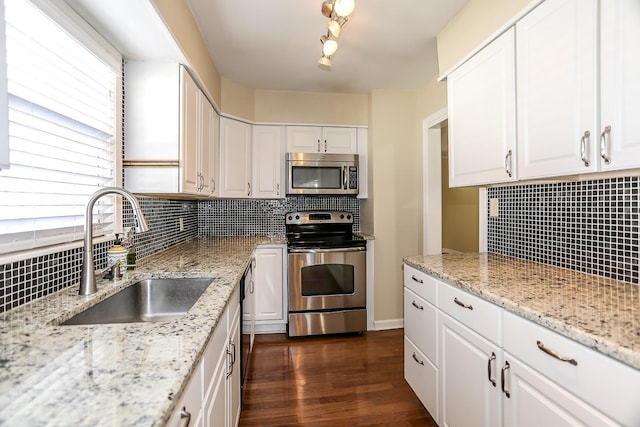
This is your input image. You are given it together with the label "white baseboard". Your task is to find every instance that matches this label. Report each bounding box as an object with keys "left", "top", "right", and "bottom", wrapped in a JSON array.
[
  {"left": 254, "top": 323, "right": 287, "bottom": 334},
  {"left": 372, "top": 318, "right": 404, "bottom": 331}
]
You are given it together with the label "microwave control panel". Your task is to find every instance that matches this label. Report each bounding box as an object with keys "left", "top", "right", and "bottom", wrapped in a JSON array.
[{"left": 348, "top": 166, "right": 358, "bottom": 189}]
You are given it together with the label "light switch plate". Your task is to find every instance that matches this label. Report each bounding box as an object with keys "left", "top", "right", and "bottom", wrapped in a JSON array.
[{"left": 489, "top": 198, "right": 499, "bottom": 217}]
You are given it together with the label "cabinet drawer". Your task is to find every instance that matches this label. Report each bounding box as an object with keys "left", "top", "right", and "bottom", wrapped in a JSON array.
[
  {"left": 404, "top": 336, "right": 438, "bottom": 423},
  {"left": 504, "top": 311, "right": 640, "bottom": 426},
  {"left": 404, "top": 287, "right": 438, "bottom": 365},
  {"left": 438, "top": 281, "right": 502, "bottom": 345},
  {"left": 404, "top": 264, "right": 437, "bottom": 305}
]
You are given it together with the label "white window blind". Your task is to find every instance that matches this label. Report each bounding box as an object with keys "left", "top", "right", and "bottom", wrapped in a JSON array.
[{"left": 0, "top": 0, "right": 121, "bottom": 255}]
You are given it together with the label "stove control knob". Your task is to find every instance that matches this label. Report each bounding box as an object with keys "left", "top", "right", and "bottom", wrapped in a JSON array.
[
  {"left": 340, "top": 214, "right": 345, "bottom": 219},
  {"left": 288, "top": 215, "right": 292, "bottom": 220},
  {"left": 295, "top": 215, "right": 300, "bottom": 220},
  {"left": 347, "top": 214, "right": 351, "bottom": 220}
]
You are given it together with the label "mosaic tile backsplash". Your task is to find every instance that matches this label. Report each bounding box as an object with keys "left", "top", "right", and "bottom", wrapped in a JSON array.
[
  {"left": 0, "top": 196, "right": 198, "bottom": 312},
  {"left": 198, "top": 197, "right": 361, "bottom": 236},
  {"left": 487, "top": 177, "right": 639, "bottom": 284}
]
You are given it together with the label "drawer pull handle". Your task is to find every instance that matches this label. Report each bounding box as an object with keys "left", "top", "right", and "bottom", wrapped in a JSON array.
[
  {"left": 501, "top": 361, "right": 511, "bottom": 398},
  {"left": 411, "top": 301, "right": 424, "bottom": 310},
  {"left": 179, "top": 407, "right": 191, "bottom": 427},
  {"left": 454, "top": 297, "right": 473, "bottom": 310},
  {"left": 412, "top": 352, "right": 425, "bottom": 366},
  {"left": 487, "top": 352, "right": 496, "bottom": 387},
  {"left": 411, "top": 275, "right": 424, "bottom": 284},
  {"left": 536, "top": 340, "right": 578, "bottom": 366}
]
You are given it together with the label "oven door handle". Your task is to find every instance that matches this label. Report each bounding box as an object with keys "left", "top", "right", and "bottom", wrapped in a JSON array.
[{"left": 288, "top": 246, "right": 366, "bottom": 254}]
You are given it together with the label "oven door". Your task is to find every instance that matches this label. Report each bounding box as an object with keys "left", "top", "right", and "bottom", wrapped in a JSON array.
[{"left": 288, "top": 247, "right": 366, "bottom": 312}]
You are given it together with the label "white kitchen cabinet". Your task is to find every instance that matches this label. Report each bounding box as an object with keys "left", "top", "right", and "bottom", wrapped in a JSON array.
[
  {"left": 502, "top": 311, "right": 640, "bottom": 427},
  {"left": 447, "top": 28, "right": 516, "bottom": 187},
  {"left": 516, "top": 0, "right": 598, "bottom": 179},
  {"left": 203, "top": 97, "right": 220, "bottom": 197},
  {"left": 403, "top": 264, "right": 439, "bottom": 423},
  {"left": 599, "top": 0, "right": 640, "bottom": 171},
  {"left": 438, "top": 281, "right": 503, "bottom": 427},
  {"left": 124, "top": 62, "right": 214, "bottom": 196},
  {"left": 252, "top": 125, "right": 284, "bottom": 199},
  {"left": 219, "top": 117, "right": 252, "bottom": 198},
  {"left": 170, "top": 288, "right": 240, "bottom": 427},
  {"left": 404, "top": 264, "right": 640, "bottom": 427},
  {"left": 286, "top": 126, "right": 357, "bottom": 154},
  {"left": 0, "top": 0, "right": 8, "bottom": 170},
  {"left": 253, "top": 245, "right": 287, "bottom": 333}
]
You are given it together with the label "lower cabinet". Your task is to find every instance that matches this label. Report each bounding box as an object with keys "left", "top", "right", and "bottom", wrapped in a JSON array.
[
  {"left": 168, "top": 288, "right": 241, "bottom": 427},
  {"left": 253, "top": 245, "right": 287, "bottom": 333},
  {"left": 403, "top": 263, "right": 640, "bottom": 427}
]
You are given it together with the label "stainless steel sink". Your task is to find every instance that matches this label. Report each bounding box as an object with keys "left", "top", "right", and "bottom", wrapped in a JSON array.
[{"left": 61, "top": 278, "right": 213, "bottom": 325}]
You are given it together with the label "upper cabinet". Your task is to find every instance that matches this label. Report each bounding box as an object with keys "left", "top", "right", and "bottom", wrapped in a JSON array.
[
  {"left": 252, "top": 125, "right": 285, "bottom": 199},
  {"left": 124, "top": 62, "right": 216, "bottom": 196},
  {"left": 516, "top": 0, "right": 598, "bottom": 179},
  {"left": 447, "top": 28, "right": 516, "bottom": 187},
  {"left": 286, "top": 126, "right": 357, "bottom": 154},
  {"left": 219, "top": 117, "right": 252, "bottom": 198},
  {"left": 447, "top": 0, "right": 640, "bottom": 186},
  {"left": 0, "top": 2, "right": 8, "bottom": 170},
  {"left": 599, "top": 0, "right": 640, "bottom": 171}
]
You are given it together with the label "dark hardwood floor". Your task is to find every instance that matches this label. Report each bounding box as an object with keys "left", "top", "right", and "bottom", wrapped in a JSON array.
[{"left": 239, "top": 329, "right": 437, "bottom": 426}]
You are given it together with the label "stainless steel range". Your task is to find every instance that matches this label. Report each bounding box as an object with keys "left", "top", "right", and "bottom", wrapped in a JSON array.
[{"left": 286, "top": 211, "right": 366, "bottom": 337}]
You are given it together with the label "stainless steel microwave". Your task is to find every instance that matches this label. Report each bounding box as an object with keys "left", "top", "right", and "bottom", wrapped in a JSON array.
[{"left": 285, "top": 152, "right": 359, "bottom": 196}]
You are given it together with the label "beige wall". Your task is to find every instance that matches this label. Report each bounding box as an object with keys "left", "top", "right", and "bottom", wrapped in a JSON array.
[
  {"left": 151, "top": 0, "right": 222, "bottom": 107},
  {"left": 437, "top": 0, "right": 538, "bottom": 76},
  {"left": 254, "top": 90, "right": 368, "bottom": 125},
  {"left": 365, "top": 90, "right": 420, "bottom": 323},
  {"left": 441, "top": 126, "right": 479, "bottom": 252},
  {"left": 221, "top": 78, "right": 256, "bottom": 121}
]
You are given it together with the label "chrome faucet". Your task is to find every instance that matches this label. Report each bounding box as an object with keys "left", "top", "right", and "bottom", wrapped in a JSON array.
[{"left": 79, "top": 187, "right": 150, "bottom": 295}]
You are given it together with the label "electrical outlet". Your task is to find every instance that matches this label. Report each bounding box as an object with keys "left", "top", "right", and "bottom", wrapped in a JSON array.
[
  {"left": 489, "top": 198, "right": 499, "bottom": 218},
  {"left": 179, "top": 217, "right": 184, "bottom": 232}
]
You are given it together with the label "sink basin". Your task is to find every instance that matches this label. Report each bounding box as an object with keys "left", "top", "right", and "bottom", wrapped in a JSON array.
[{"left": 61, "top": 278, "right": 213, "bottom": 325}]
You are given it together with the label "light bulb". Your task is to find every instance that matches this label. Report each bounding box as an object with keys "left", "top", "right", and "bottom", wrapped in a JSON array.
[
  {"left": 334, "top": 0, "right": 355, "bottom": 17},
  {"left": 327, "top": 19, "right": 342, "bottom": 38},
  {"left": 322, "top": 38, "right": 338, "bottom": 56}
]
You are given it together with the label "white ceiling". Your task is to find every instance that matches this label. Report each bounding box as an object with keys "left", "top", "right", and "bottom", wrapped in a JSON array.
[{"left": 185, "top": 0, "right": 469, "bottom": 93}]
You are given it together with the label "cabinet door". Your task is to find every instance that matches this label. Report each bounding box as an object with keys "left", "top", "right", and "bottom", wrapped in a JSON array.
[
  {"left": 0, "top": 1, "right": 8, "bottom": 170},
  {"left": 286, "top": 126, "right": 322, "bottom": 153},
  {"left": 227, "top": 307, "right": 241, "bottom": 427},
  {"left": 599, "top": 0, "right": 640, "bottom": 171},
  {"left": 168, "top": 363, "right": 203, "bottom": 427},
  {"left": 447, "top": 28, "right": 516, "bottom": 187},
  {"left": 208, "top": 107, "right": 220, "bottom": 197},
  {"left": 204, "top": 358, "right": 226, "bottom": 427},
  {"left": 253, "top": 246, "right": 284, "bottom": 323},
  {"left": 439, "top": 312, "right": 502, "bottom": 427},
  {"left": 180, "top": 67, "right": 201, "bottom": 195},
  {"left": 322, "top": 127, "right": 357, "bottom": 154},
  {"left": 252, "top": 126, "right": 284, "bottom": 198},
  {"left": 220, "top": 117, "right": 252, "bottom": 198},
  {"left": 503, "top": 354, "right": 618, "bottom": 427},
  {"left": 516, "top": 0, "right": 597, "bottom": 179},
  {"left": 405, "top": 336, "right": 439, "bottom": 424}
]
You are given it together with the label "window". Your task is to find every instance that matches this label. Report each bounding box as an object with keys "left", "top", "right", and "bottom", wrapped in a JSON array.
[{"left": 0, "top": 0, "right": 122, "bottom": 256}]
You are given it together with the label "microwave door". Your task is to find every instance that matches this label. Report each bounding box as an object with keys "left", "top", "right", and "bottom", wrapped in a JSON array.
[{"left": 288, "top": 161, "right": 347, "bottom": 195}]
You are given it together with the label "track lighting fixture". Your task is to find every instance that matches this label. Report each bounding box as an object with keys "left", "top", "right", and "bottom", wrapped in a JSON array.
[{"left": 318, "top": 0, "right": 355, "bottom": 70}]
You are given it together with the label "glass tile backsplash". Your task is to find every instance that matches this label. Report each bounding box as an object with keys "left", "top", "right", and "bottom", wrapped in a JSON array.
[
  {"left": 198, "top": 196, "right": 361, "bottom": 236},
  {"left": 487, "top": 177, "right": 639, "bottom": 284}
]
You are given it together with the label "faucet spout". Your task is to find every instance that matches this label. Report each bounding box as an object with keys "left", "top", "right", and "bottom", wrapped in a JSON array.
[{"left": 80, "top": 187, "right": 149, "bottom": 295}]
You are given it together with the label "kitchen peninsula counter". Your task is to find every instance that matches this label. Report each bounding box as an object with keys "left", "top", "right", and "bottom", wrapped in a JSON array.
[
  {"left": 0, "top": 236, "right": 285, "bottom": 427},
  {"left": 404, "top": 252, "right": 640, "bottom": 370}
]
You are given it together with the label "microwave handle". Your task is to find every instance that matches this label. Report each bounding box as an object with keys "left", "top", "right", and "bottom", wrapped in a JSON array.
[{"left": 343, "top": 165, "right": 348, "bottom": 190}]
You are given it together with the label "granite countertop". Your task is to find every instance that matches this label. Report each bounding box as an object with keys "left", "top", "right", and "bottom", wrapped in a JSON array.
[
  {"left": 404, "top": 252, "right": 640, "bottom": 370},
  {"left": 0, "top": 236, "right": 285, "bottom": 427}
]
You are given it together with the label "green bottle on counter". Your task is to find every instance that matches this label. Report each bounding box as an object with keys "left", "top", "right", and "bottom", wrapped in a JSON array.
[{"left": 126, "top": 228, "right": 136, "bottom": 270}]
